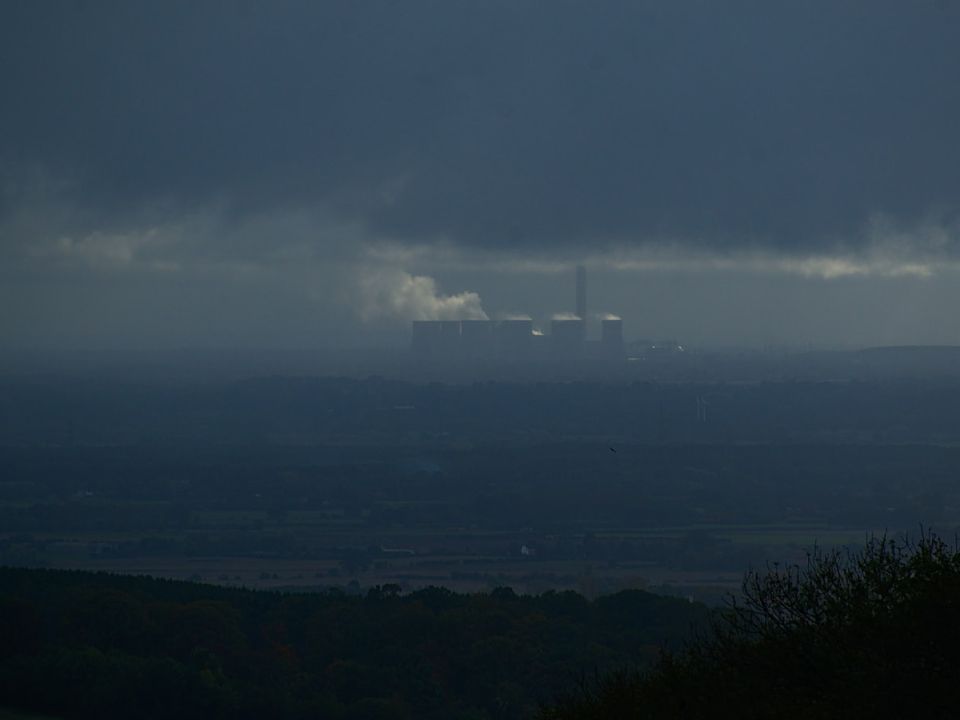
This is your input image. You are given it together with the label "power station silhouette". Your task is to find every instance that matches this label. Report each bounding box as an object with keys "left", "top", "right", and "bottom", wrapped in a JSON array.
[{"left": 411, "top": 266, "right": 624, "bottom": 362}]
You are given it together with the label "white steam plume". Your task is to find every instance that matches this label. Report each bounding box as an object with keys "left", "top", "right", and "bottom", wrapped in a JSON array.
[{"left": 359, "top": 269, "right": 488, "bottom": 321}]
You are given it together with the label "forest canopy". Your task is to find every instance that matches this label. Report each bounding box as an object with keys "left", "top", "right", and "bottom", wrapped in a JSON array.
[{"left": 0, "top": 569, "right": 705, "bottom": 720}]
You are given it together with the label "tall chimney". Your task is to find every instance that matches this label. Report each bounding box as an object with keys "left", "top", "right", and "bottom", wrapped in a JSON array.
[{"left": 576, "top": 265, "right": 586, "bottom": 320}]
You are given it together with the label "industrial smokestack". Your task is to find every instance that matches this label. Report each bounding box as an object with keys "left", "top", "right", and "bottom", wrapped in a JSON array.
[{"left": 576, "top": 265, "right": 586, "bottom": 321}]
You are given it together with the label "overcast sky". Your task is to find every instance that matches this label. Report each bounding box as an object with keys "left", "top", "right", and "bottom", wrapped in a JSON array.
[{"left": 2, "top": 1, "right": 959, "bottom": 351}]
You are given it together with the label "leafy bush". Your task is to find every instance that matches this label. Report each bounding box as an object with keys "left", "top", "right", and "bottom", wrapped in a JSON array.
[{"left": 542, "top": 534, "right": 960, "bottom": 719}]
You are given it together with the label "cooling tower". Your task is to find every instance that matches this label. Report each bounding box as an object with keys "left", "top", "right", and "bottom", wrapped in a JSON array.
[
  {"left": 438, "top": 320, "right": 462, "bottom": 354},
  {"left": 411, "top": 321, "right": 443, "bottom": 355},
  {"left": 551, "top": 318, "right": 585, "bottom": 356},
  {"left": 601, "top": 318, "right": 624, "bottom": 357},
  {"left": 498, "top": 319, "right": 533, "bottom": 359},
  {"left": 460, "top": 319, "right": 495, "bottom": 358}
]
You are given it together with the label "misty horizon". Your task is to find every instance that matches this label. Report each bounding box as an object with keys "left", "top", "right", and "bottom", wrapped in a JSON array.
[{"left": 2, "top": 2, "right": 960, "bottom": 353}]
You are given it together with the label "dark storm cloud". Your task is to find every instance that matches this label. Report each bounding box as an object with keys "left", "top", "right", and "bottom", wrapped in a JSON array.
[{"left": 2, "top": 0, "right": 959, "bottom": 253}]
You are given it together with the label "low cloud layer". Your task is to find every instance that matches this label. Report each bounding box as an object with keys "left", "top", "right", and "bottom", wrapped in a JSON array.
[
  {"left": 1, "top": 3, "right": 959, "bottom": 350},
  {"left": 2, "top": 2, "right": 960, "bottom": 257}
]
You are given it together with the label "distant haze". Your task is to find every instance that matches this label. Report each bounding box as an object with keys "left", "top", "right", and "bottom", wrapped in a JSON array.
[{"left": 2, "top": 2, "right": 960, "bottom": 352}]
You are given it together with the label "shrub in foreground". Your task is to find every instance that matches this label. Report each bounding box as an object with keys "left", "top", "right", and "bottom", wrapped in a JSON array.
[{"left": 543, "top": 534, "right": 960, "bottom": 719}]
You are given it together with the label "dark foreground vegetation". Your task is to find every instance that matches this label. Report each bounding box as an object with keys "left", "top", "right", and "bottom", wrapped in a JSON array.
[
  {"left": 0, "top": 568, "right": 706, "bottom": 720},
  {"left": 7, "top": 537, "right": 960, "bottom": 719},
  {"left": 543, "top": 534, "right": 960, "bottom": 719}
]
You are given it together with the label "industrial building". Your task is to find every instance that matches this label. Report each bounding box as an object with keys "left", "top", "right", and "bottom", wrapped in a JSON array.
[
  {"left": 601, "top": 318, "right": 624, "bottom": 357},
  {"left": 550, "top": 318, "right": 585, "bottom": 356},
  {"left": 460, "top": 319, "right": 496, "bottom": 358},
  {"left": 410, "top": 266, "right": 626, "bottom": 363}
]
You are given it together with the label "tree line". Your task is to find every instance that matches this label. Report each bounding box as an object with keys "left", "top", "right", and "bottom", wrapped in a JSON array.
[{"left": 0, "top": 569, "right": 706, "bottom": 720}]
